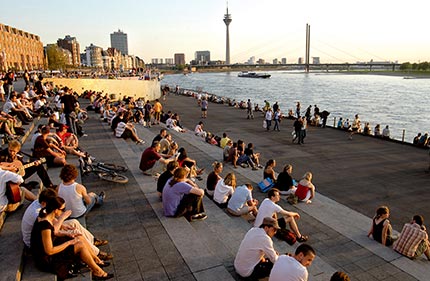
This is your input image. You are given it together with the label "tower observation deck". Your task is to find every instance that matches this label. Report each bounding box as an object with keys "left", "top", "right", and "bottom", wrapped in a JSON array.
[{"left": 223, "top": 6, "right": 232, "bottom": 65}]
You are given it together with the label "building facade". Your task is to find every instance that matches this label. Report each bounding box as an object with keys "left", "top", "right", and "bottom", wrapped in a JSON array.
[
  {"left": 194, "top": 51, "right": 210, "bottom": 65},
  {"left": 85, "top": 44, "right": 103, "bottom": 68},
  {"left": 0, "top": 23, "right": 44, "bottom": 71},
  {"left": 57, "top": 35, "right": 81, "bottom": 66},
  {"left": 110, "top": 29, "right": 128, "bottom": 55},
  {"left": 174, "top": 53, "right": 185, "bottom": 65}
]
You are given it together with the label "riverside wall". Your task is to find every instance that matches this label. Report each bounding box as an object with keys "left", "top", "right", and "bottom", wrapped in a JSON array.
[{"left": 46, "top": 78, "right": 161, "bottom": 101}]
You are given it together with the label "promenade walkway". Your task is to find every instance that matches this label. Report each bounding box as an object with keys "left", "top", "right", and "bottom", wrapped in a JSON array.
[
  {"left": 1, "top": 83, "right": 429, "bottom": 281},
  {"left": 83, "top": 92, "right": 428, "bottom": 281}
]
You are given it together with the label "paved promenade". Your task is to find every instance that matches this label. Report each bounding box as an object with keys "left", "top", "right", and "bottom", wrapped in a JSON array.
[
  {"left": 1, "top": 82, "right": 429, "bottom": 281},
  {"left": 83, "top": 92, "right": 429, "bottom": 281}
]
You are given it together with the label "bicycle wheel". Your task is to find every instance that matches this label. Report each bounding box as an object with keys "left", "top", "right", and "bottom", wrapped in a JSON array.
[
  {"left": 98, "top": 163, "right": 128, "bottom": 172},
  {"left": 97, "top": 172, "right": 129, "bottom": 184}
]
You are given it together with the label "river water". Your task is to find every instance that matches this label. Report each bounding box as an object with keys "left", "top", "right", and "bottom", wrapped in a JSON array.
[{"left": 163, "top": 71, "right": 430, "bottom": 143}]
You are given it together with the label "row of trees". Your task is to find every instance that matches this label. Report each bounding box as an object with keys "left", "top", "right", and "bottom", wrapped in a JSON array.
[{"left": 399, "top": 62, "right": 430, "bottom": 71}]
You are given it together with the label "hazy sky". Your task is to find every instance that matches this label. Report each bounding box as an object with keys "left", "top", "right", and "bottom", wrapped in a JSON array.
[{"left": 3, "top": 0, "right": 430, "bottom": 64}]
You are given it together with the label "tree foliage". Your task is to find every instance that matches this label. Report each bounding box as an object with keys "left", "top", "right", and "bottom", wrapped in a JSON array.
[
  {"left": 46, "top": 45, "right": 68, "bottom": 70},
  {"left": 400, "top": 61, "right": 430, "bottom": 71}
]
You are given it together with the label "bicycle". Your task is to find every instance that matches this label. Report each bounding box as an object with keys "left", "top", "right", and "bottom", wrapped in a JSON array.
[{"left": 79, "top": 154, "right": 129, "bottom": 184}]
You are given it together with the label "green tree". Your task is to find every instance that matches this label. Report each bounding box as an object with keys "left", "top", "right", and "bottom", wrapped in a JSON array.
[
  {"left": 418, "top": 62, "right": 429, "bottom": 71},
  {"left": 399, "top": 62, "right": 411, "bottom": 71},
  {"left": 46, "top": 45, "right": 68, "bottom": 70},
  {"left": 176, "top": 64, "right": 186, "bottom": 71}
]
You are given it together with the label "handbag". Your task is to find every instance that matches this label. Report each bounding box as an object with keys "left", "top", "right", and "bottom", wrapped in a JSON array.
[
  {"left": 258, "top": 178, "right": 274, "bottom": 192},
  {"left": 275, "top": 228, "right": 297, "bottom": 245},
  {"left": 262, "top": 120, "right": 267, "bottom": 129},
  {"left": 287, "top": 193, "right": 298, "bottom": 205}
]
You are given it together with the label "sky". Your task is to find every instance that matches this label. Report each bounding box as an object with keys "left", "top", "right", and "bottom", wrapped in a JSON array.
[{"left": 3, "top": 0, "right": 430, "bottom": 64}]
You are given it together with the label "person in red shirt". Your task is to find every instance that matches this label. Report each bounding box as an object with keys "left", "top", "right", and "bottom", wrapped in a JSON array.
[{"left": 139, "top": 141, "right": 173, "bottom": 176}]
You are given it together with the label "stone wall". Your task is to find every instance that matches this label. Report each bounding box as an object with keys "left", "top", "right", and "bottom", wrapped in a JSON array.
[{"left": 46, "top": 78, "right": 161, "bottom": 101}]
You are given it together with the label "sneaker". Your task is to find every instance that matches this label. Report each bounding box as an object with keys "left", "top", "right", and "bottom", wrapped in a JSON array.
[
  {"left": 257, "top": 164, "right": 263, "bottom": 169},
  {"left": 191, "top": 213, "right": 207, "bottom": 221},
  {"left": 252, "top": 166, "right": 259, "bottom": 170},
  {"left": 240, "top": 163, "right": 249, "bottom": 168},
  {"left": 98, "top": 191, "right": 106, "bottom": 205}
]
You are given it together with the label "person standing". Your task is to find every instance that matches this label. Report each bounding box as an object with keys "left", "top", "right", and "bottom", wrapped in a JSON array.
[
  {"left": 382, "top": 125, "right": 390, "bottom": 139},
  {"left": 273, "top": 102, "right": 279, "bottom": 113},
  {"left": 292, "top": 117, "right": 303, "bottom": 144},
  {"left": 247, "top": 99, "right": 254, "bottom": 119},
  {"left": 269, "top": 244, "right": 316, "bottom": 281},
  {"left": 2, "top": 70, "right": 14, "bottom": 99},
  {"left": 143, "top": 100, "right": 152, "bottom": 127},
  {"left": 305, "top": 105, "right": 312, "bottom": 122},
  {"left": 201, "top": 97, "right": 208, "bottom": 118},
  {"left": 60, "top": 87, "right": 78, "bottom": 135},
  {"left": 153, "top": 99, "right": 162, "bottom": 125},
  {"left": 273, "top": 108, "right": 281, "bottom": 131},
  {"left": 296, "top": 102, "right": 301, "bottom": 118},
  {"left": 23, "top": 70, "right": 30, "bottom": 87},
  {"left": 265, "top": 108, "right": 273, "bottom": 131}
]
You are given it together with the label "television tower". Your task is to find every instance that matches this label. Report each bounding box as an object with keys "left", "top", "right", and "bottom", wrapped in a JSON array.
[{"left": 223, "top": 4, "right": 232, "bottom": 65}]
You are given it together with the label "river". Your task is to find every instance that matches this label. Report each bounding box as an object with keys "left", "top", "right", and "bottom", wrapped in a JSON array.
[{"left": 163, "top": 71, "right": 430, "bottom": 143}]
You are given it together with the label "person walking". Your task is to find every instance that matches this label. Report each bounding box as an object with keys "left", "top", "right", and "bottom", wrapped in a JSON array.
[
  {"left": 201, "top": 97, "right": 208, "bottom": 118},
  {"left": 273, "top": 108, "right": 281, "bottom": 131},
  {"left": 265, "top": 108, "right": 272, "bottom": 131},
  {"left": 247, "top": 99, "right": 254, "bottom": 119}
]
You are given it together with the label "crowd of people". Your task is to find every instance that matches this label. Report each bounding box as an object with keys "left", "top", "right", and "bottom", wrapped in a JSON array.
[
  {"left": 2, "top": 75, "right": 426, "bottom": 280},
  {"left": 0, "top": 75, "right": 115, "bottom": 280}
]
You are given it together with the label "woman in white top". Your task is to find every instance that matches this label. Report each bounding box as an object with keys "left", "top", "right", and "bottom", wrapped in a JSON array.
[
  {"left": 57, "top": 164, "right": 104, "bottom": 218},
  {"left": 214, "top": 172, "right": 236, "bottom": 208}
]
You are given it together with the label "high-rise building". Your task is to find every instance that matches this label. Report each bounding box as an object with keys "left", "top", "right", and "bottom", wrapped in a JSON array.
[
  {"left": 57, "top": 35, "right": 81, "bottom": 66},
  {"left": 281, "top": 58, "right": 287, "bottom": 64},
  {"left": 195, "top": 51, "right": 210, "bottom": 65},
  {"left": 223, "top": 5, "right": 232, "bottom": 65},
  {"left": 312, "top": 57, "right": 320, "bottom": 64},
  {"left": 110, "top": 29, "right": 128, "bottom": 55},
  {"left": 0, "top": 23, "right": 44, "bottom": 71},
  {"left": 174, "top": 53, "right": 185, "bottom": 65}
]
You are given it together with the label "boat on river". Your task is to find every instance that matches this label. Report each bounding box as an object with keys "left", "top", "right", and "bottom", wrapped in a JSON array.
[{"left": 238, "top": 71, "right": 271, "bottom": 79}]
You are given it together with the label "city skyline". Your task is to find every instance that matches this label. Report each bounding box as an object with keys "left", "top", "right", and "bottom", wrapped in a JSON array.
[{"left": 3, "top": 0, "right": 430, "bottom": 64}]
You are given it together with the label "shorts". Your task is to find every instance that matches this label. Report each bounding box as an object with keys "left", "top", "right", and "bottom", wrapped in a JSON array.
[
  {"left": 227, "top": 206, "right": 251, "bottom": 216},
  {"left": 414, "top": 239, "right": 429, "bottom": 258}
]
